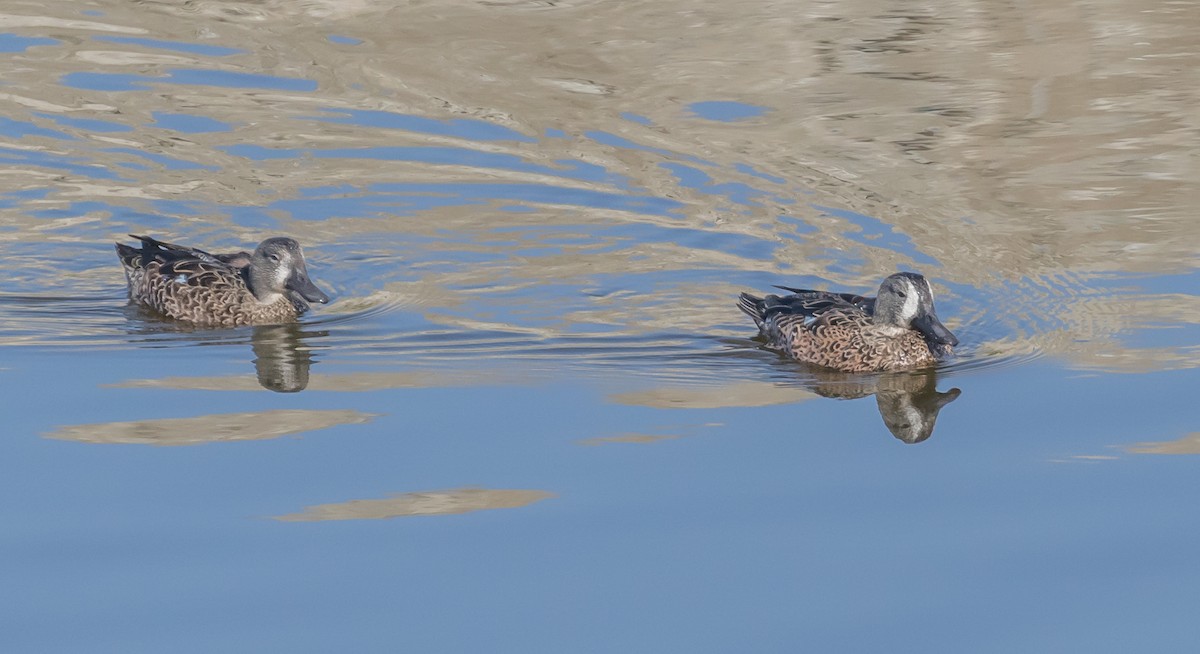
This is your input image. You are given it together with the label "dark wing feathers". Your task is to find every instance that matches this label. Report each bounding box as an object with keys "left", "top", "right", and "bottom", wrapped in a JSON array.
[
  {"left": 761, "top": 291, "right": 865, "bottom": 321},
  {"left": 121, "top": 235, "right": 244, "bottom": 290},
  {"left": 129, "top": 234, "right": 229, "bottom": 265},
  {"left": 740, "top": 288, "right": 878, "bottom": 347},
  {"left": 772, "top": 286, "right": 874, "bottom": 314}
]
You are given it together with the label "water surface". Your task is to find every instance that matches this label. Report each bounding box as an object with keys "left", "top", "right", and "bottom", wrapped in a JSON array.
[{"left": 2, "top": 1, "right": 1198, "bottom": 652}]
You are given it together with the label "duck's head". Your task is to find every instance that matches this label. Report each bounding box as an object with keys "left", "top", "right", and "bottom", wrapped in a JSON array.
[
  {"left": 246, "top": 237, "right": 329, "bottom": 306},
  {"left": 873, "top": 272, "right": 958, "bottom": 349}
]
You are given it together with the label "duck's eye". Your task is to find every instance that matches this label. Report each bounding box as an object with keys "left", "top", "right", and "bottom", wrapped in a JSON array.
[
  {"left": 268, "top": 253, "right": 281, "bottom": 262},
  {"left": 896, "top": 291, "right": 907, "bottom": 298}
]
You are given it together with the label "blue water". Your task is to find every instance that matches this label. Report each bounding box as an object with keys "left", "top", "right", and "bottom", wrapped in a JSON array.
[{"left": 1, "top": 2, "right": 1198, "bottom": 652}]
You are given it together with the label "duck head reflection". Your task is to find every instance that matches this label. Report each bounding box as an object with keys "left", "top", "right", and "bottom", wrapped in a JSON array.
[
  {"left": 251, "top": 323, "right": 325, "bottom": 392},
  {"left": 873, "top": 374, "right": 961, "bottom": 444},
  {"left": 790, "top": 366, "right": 961, "bottom": 444}
]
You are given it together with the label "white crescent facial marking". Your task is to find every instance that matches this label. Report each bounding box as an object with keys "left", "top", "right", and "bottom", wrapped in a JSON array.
[
  {"left": 901, "top": 280, "right": 919, "bottom": 321},
  {"left": 275, "top": 262, "right": 290, "bottom": 287}
]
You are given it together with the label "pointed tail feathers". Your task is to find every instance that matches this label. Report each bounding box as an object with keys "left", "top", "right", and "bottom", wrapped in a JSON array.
[{"left": 737, "top": 292, "right": 767, "bottom": 328}]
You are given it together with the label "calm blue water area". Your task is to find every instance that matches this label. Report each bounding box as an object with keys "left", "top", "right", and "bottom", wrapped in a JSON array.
[
  {"left": 621, "top": 112, "right": 654, "bottom": 126},
  {"left": 327, "top": 35, "right": 364, "bottom": 45},
  {"left": 150, "top": 111, "right": 232, "bottom": 133},
  {"left": 734, "top": 162, "right": 786, "bottom": 184},
  {"left": 545, "top": 128, "right": 568, "bottom": 138},
  {"left": 93, "top": 35, "right": 244, "bottom": 56},
  {"left": 61, "top": 69, "right": 316, "bottom": 92},
  {"left": 1123, "top": 266, "right": 1200, "bottom": 294},
  {"left": 0, "top": 146, "right": 124, "bottom": 180},
  {"left": 688, "top": 100, "right": 769, "bottom": 122},
  {"left": 3, "top": 339, "right": 1199, "bottom": 652},
  {"left": 812, "top": 203, "right": 940, "bottom": 266},
  {"left": 36, "top": 112, "right": 133, "bottom": 133},
  {"left": 0, "top": 116, "right": 74, "bottom": 140},
  {"left": 0, "top": 33, "right": 59, "bottom": 52},
  {"left": 308, "top": 109, "right": 536, "bottom": 143},
  {"left": 101, "top": 147, "right": 218, "bottom": 171}
]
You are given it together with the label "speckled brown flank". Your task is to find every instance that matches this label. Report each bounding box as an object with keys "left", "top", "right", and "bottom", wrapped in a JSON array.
[{"left": 768, "top": 310, "right": 938, "bottom": 372}]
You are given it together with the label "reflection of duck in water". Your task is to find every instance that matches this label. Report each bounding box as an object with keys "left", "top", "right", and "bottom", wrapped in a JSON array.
[
  {"left": 251, "top": 323, "right": 322, "bottom": 393},
  {"left": 738, "top": 272, "right": 958, "bottom": 372},
  {"left": 798, "top": 369, "right": 960, "bottom": 444},
  {"left": 116, "top": 235, "right": 329, "bottom": 327}
]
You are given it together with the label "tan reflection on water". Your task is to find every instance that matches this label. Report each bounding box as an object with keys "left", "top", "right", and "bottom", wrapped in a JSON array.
[
  {"left": 1126, "top": 433, "right": 1200, "bottom": 456},
  {"left": 0, "top": 0, "right": 1196, "bottom": 371},
  {"left": 577, "top": 422, "right": 722, "bottom": 446},
  {"left": 109, "top": 370, "right": 517, "bottom": 392},
  {"left": 611, "top": 382, "right": 817, "bottom": 409},
  {"left": 578, "top": 433, "right": 683, "bottom": 446},
  {"left": 274, "top": 487, "right": 554, "bottom": 521},
  {"left": 45, "top": 409, "right": 376, "bottom": 445}
]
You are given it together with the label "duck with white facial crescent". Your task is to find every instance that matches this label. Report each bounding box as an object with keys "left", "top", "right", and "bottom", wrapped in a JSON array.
[{"left": 737, "top": 272, "right": 958, "bottom": 372}]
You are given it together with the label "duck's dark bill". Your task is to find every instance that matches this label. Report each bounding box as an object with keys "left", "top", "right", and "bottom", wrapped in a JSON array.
[
  {"left": 912, "top": 313, "right": 958, "bottom": 347},
  {"left": 288, "top": 270, "right": 330, "bottom": 304}
]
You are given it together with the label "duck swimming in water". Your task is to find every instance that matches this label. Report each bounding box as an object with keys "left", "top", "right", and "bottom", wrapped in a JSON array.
[
  {"left": 738, "top": 272, "right": 958, "bottom": 372},
  {"left": 116, "top": 234, "right": 329, "bottom": 327}
]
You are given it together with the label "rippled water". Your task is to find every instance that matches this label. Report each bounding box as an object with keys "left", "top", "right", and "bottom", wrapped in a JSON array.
[{"left": 3, "top": 1, "right": 1199, "bottom": 651}]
